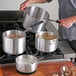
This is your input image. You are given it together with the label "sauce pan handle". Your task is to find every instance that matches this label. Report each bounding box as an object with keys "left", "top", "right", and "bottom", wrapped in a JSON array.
[
  {"left": 38, "top": 58, "right": 70, "bottom": 64},
  {"left": 49, "top": 19, "right": 60, "bottom": 23}
]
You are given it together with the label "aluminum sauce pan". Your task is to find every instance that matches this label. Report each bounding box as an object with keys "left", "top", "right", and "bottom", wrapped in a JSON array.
[
  {"left": 3, "top": 30, "right": 26, "bottom": 55},
  {"left": 35, "top": 31, "right": 58, "bottom": 52},
  {"left": 16, "top": 55, "right": 38, "bottom": 74}
]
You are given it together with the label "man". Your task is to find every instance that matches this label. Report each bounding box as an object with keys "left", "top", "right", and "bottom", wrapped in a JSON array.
[{"left": 20, "top": 0, "right": 76, "bottom": 50}]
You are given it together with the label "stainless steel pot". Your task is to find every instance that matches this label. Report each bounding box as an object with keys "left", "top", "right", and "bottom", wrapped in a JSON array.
[
  {"left": 23, "top": 6, "right": 59, "bottom": 33},
  {"left": 23, "top": 6, "right": 49, "bottom": 33},
  {"left": 16, "top": 55, "right": 38, "bottom": 74},
  {"left": 3, "top": 30, "right": 26, "bottom": 55},
  {"left": 35, "top": 31, "right": 58, "bottom": 52}
]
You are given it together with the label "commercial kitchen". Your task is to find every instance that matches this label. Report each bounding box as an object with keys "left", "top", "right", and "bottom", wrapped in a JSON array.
[{"left": 0, "top": 0, "right": 76, "bottom": 76}]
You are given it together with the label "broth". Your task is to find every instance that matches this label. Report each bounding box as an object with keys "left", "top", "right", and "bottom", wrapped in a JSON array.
[
  {"left": 38, "top": 33, "right": 57, "bottom": 40},
  {"left": 7, "top": 34, "right": 23, "bottom": 39}
]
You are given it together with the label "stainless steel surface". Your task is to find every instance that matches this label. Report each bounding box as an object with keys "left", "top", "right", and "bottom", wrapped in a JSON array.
[
  {"left": 46, "top": 21, "right": 58, "bottom": 35},
  {"left": 16, "top": 55, "right": 38, "bottom": 73},
  {"left": 35, "top": 31, "right": 58, "bottom": 52},
  {"left": 3, "top": 30, "right": 26, "bottom": 55},
  {"left": 58, "top": 41, "right": 75, "bottom": 59},
  {"left": 23, "top": 6, "right": 49, "bottom": 33},
  {"left": 0, "top": 11, "right": 23, "bottom": 22},
  {"left": 30, "top": 22, "right": 47, "bottom": 33}
]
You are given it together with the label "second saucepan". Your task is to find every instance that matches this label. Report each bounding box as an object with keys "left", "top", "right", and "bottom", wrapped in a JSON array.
[{"left": 35, "top": 31, "right": 58, "bottom": 52}]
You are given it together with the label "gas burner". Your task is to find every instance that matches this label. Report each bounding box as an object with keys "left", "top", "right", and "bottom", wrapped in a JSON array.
[
  {"left": 33, "top": 48, "right": 64, "bottom": 60},
  {"left": 0, "top": 52, "right": 25, "bottom": 64}
]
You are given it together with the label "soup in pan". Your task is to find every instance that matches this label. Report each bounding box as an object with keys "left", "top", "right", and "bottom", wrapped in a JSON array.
[
  {"left": 37, "top": 33, "right": 57, "bottom": 40},
  {"left": 6, "top": 34, "right": 23, "bottom": 39}
]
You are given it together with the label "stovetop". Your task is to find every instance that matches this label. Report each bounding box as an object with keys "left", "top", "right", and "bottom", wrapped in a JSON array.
[
  {"left": 0, "top": 11, "right": 75, "bottom": 64},
  {"left": 0, "top": 31, "right": 64, "bottom": 64}
]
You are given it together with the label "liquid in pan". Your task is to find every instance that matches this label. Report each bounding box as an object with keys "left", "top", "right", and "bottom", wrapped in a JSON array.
[
  {"left": 37, "top": 33, "right": 57, "bottom": 40},
  {"left": 6, "top": 34, "right": 23, "bottom": 39}
]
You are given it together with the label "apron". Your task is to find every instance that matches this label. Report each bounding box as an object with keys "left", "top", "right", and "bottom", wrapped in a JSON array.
[{"left": 58, "top": 0, "right": 76, "bottom": 41}]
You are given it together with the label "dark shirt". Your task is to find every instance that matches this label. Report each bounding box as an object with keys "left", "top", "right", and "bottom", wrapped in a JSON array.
[{"left": 58, "top": 0, "right": 76, "bottom": 40}]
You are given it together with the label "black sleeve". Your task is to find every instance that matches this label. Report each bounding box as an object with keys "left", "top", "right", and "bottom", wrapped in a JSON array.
[{"left": 47, "top": 0, "right": 52, "bottom": 2}]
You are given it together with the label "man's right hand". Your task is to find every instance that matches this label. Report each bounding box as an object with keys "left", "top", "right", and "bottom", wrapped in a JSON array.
[
  {"left": 20, "top": 0, "right": 47, "bottom": 10},
  {"left": 58, "top": 16, "right": 76, "bottom": 28}
]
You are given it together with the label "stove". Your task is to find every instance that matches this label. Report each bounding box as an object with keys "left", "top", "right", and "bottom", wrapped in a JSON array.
[
  {"left": 0, "top": 31, "right": 64, "bottom": 64},
  {"left": 0, "top": 11, "right": 75, "bottom": 64}
]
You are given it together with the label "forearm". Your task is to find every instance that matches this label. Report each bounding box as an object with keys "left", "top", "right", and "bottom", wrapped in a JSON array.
[
  {"left": 29, "top": 0, "right": 47, "bottom": 4},
  {"left": 20, "top": 0, "right": 52, "bottom": 10},
  {"left": 29, "top": 0, "right": 52, "bottom": 4},
  {"left": 58, "top": 16, "right": 76, "bottom": 28}
]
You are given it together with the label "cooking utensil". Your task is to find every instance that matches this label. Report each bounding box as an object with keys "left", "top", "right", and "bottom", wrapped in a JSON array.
[
  {"left": 16, "top": 55, "right": 38, "bottom": 74},
  {"left": 23, "top": 6, "right": 49, "bottom": 33},
  {"left": 35, "top": 31, "right": 58, "bottom": 52},
  {"left": 3, "top": 30, "right": 26, "bottom": 55},
  {"left": 23, "top": 6, "right": 59, "bottom": 33}
]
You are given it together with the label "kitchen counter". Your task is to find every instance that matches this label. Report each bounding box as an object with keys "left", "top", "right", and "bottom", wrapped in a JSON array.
[{"left": 0, "top": 60, "right": 76, "bottom": 76}]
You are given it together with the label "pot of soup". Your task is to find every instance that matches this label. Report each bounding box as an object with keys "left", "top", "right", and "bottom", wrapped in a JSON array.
[
  {"left": 2, "top": 21, "right": 43, "bottom": 55},
  {"left": 35, "top": 31, "right": 58, "bottom": 52},
  {"left": 3, "top": 30, "right": 26, "bottom": 55}
]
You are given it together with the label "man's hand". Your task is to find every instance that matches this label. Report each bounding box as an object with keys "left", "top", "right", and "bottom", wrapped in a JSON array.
[
  {"left": 20, "top": 0, "right": 47, "bottom": 10},
  {"left": 58, "top": 16, "right": 76, "bottom": 28}
]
